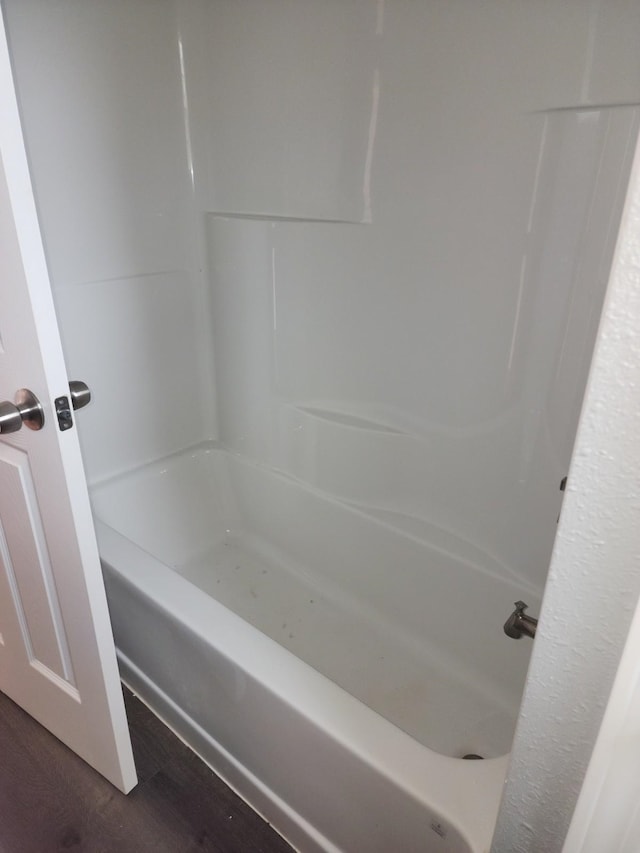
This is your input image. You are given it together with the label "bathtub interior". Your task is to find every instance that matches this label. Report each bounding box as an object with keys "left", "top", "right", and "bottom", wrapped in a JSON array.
[
  {"left": 92, "top": 442, "right": 539, "bottom": 760},
  {"left": 4, "top": 0, "right": 640, "bottom": 834}
]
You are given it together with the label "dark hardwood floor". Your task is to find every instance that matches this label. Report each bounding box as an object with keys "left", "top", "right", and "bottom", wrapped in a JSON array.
[{"left": 0, "top": 687, "right": 294, "bottom": 853}]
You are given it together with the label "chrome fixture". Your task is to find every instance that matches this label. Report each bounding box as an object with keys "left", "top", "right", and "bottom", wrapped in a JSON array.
[
  {"left": 0, "top": 382, "right": 91, "bottom": 436},
  {"left": 69, "top": 380, "right": 91, "bottom": 411},
  {"left": 504, "top": 600, "right": 538, "bottom": 640},
  {"left": 0, "top": 388, "right": 45, "bottom": 433}
]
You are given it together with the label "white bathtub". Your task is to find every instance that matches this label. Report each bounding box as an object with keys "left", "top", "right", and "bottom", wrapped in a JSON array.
[{"left": 93, "top": 443, "right": 536, "bottom": 852}]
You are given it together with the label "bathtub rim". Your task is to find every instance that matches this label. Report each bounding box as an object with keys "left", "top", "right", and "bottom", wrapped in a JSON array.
[{"left": 97, "top": 519, "right": 507, "bottom": 853}]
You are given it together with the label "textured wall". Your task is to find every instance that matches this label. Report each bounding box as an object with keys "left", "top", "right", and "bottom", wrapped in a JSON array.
[{"left": 492, "top": 138, "right": 640, "bottom": 851}]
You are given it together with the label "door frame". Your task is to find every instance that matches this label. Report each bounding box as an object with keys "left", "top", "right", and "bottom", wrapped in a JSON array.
[
  {"left": 492, "top": 133, "right": 640, "bottom": 850},
  {"left": 563, "top": 585, "right": 640, "bottom": 851}
]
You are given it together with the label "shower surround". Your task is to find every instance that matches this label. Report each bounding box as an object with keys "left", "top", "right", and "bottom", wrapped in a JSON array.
[{"left": 4, "top": 0, "right": 640, "bottom": 849}]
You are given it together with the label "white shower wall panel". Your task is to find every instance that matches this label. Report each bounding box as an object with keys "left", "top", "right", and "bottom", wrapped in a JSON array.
[
  {"left": 4, "top": 0, "right": 217, "bottom": 480},
  {"left": 52, "top": 272, "right": 207, "bottom": 480},
  {"left": 206, "top": 105, "right": 638, "bottom": 591},
  {"left": 194, "top": 2, "right": 640, "bottom": 593},
  {"left": 6, "top": 0, "right": 193, "bottom": 284},
  {"left": 8, "top": 0, "right": 640, "bottom": 571},
  {"left": 178, "top": 0, "right": 380, "bottom": 223},
  {"left": 186, "top": 0, "right": 640, "bottom": 219}
]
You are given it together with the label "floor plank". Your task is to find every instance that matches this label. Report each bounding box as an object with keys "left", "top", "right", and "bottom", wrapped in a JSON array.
[{"left": 0, "top": 687, "right": 294, "bottom": 853}]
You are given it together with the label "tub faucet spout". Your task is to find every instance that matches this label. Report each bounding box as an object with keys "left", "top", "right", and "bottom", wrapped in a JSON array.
[{"left": 504, "top": 600, "right": 538, "bottom": 640}]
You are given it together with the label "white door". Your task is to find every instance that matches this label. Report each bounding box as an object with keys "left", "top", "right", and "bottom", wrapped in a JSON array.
[{"left": 0, "top": 14, "right": 136, "bottom": 793}]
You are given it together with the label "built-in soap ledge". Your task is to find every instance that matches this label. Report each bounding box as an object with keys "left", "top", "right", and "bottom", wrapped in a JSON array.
[
  {"left": 274, "top": 402, "right": 522, "bottom": 572},
  {"left": 294, "top": 405, "right": 407, "bottom": 435},
  {"left": 207, "top": 211, "right": 366, "bottom": 225},
  {"left": 274, "top": 402, "right": 415, "bottom": 498}
]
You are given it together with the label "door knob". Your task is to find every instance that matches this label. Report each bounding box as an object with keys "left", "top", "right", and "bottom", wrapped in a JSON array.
[
  {"left": 0, "top": 389, "right": 45, "bottom": 433},
  {"left": 69, "top": 380, "right": 91, "bottom": 411}
]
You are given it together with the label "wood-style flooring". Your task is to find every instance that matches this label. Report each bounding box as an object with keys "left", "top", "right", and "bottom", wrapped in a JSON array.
[{"left": 0, "top": 687, "right": 294, "bottom": 853}]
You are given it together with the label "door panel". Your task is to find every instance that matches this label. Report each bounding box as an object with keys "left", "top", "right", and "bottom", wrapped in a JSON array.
[
  {"left": 0, "top": 441, "right": 77, "bottom": 685},
  {"left": 0, "top": 7, "right": 136, "bottom": 792}
]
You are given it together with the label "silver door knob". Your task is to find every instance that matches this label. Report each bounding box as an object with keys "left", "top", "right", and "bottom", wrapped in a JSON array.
[
  {"left": 0, "top": 389, "right": 45, "bottom": 433},
  {"left": 69, "top": 380, "right": 91, "bottom": 411}
]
